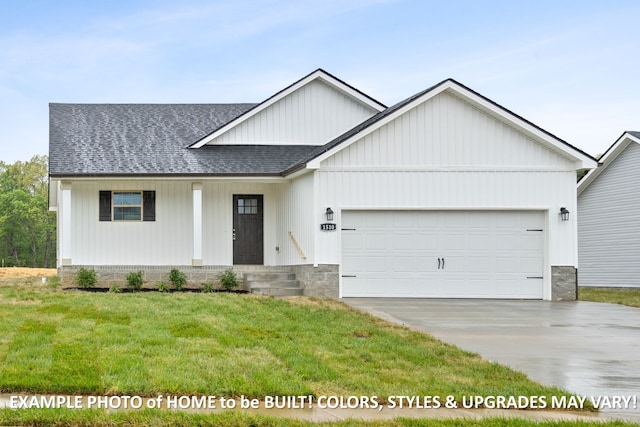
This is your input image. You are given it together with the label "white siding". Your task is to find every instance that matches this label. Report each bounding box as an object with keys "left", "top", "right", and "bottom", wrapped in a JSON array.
[
  {"left": 317, "top": 170, "right": 574, "bottom": 259},
  {"left": 201, "top": 182, "right": 278, "bottom": 265},
  {"left": 68, "top": 180, "right": 283, "bottom": 267},
  {"left": 322, "top": 91, "right": 573, "bottom": 169},
  {"left": 208, "top": 80, "right": 377, "bottom": 145},
  {"left": 578, "top": 141, "right": 640, "bottom": 286},
  {"left": 70, "top": 181, "right": 193, "bottom": 265},
  {"left": 274, "top": 173, "right": 315, "bottom": 265}
]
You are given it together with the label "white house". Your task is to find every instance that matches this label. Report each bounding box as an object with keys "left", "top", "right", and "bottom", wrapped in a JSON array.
[
  {"left": 49, "top": 69, "right": 597, "bottom": 300},
  {"left": 578, "top": 131, "right": 640, "bottom": 287}
]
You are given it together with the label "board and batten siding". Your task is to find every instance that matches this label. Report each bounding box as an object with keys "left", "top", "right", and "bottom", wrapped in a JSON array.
[
  {"left": 65, "top": 180, "right": 285, "bottom": 267},
  {"left": 201, "top": 181, "right": 278, "bottom": 265},
  {"left": 207, "top": 79, "right": 378, "bottom": 145},
  {"left": 274, "top": 173, "right": 315, "bottom": 265},
  {"left": 321, "top": 91, "right": 572, "bottom": 169},
  {"left": 68, "top": 181, "right": 193, "bottom": 265},
  {"left": 578, "top": 141, "right": 640, "bottom": 286},
  {"left": 312, "top": 88, "right": 580, "bottom": 299}
]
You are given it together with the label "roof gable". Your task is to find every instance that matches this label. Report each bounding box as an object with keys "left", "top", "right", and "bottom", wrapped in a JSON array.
[
  {"left": 297, "top": 79, "right": 598, "bottom": 173},
  {"left": 578, "top": 131, "right": 640, "bottom": 195},
  {"left": 319, "top": 89, "right": 578, "bottom": 170},
  {"left": 189, "top": 69, "right": 386, "bottom": 148}
]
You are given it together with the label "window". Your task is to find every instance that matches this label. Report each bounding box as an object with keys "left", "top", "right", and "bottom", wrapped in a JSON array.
[
  {"left": 114, "top": 192, "right": 141, "bottom": 220},
  {"left": 237, "top": 197, "right": 258, "bottom": 215},
  {"left": 99, "top": 191, "right": 155, "bottom": 222}
]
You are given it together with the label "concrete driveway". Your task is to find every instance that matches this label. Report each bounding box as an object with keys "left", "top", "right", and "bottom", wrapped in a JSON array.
[{"left": 344, "top": 298, "right": 640, "bottom": 419}]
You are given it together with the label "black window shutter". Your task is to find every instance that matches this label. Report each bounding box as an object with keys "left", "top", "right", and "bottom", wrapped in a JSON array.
[
  {"left": 99, "top": 191, "right": 111, "bottom": 221},
  {"left": 143, "top": 191, "right": 156, "bottom": 221}
]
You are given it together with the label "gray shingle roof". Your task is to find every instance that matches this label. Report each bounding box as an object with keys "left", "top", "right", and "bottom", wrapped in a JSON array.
[
  {"left": 628, "top": 131, "right": 640, "bottom": 139},
  {"left": 49, "top": 103, "right": 318, "bottom": 176}
]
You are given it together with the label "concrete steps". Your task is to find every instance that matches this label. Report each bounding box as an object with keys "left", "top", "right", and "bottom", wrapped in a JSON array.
[{"left": 245, "top": 272, "right": 302, "bottom": 297}]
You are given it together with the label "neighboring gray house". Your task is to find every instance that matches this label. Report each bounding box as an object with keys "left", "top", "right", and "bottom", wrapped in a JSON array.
[
  {"left": 49, "top": 69, "right": 597, "bottom": 300},
  {"left": 578, "top": 131, "right": 640, "bottom": 287}
]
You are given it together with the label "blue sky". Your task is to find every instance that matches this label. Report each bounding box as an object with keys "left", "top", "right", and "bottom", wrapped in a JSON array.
[{"left": 1, "top": 0, "right": 638, "bottom": 163}]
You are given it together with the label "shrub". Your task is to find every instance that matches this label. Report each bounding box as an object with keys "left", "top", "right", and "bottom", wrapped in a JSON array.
[
  {"left": 217, "top": 268, "right": 239, "bottom": 290},
  {"left": 157, "top": 281, "right": 170, "bottom": 293},
  {"left": 169, "top": 268, "right": 187, "bottom": 291},
  {"left": 201, "top": 282, "right": 214, "bottom": 293},
  {"left": 109, "top": 284, "right": 121, "bottom": 293},
  {"left": 75, "top": 268, "right": 97, "bottom": 288},
  {"left": 126, "top": 271, "right": 144, "bottom": 292}
]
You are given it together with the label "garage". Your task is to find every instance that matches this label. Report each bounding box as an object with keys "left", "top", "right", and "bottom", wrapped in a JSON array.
[{"left": 341, "top": 210, "right": 544, "bottom": 299}]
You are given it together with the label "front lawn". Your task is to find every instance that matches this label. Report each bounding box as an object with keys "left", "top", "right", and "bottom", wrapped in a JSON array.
[
  {"left": 1, "top": 409, "right": 637, "bottom": 427},
  {"left": 0, "top": 276, "right": 601, "bottom": 426},
  {"left": 579, "top": 287, "right": 640, "bottom": 308}
]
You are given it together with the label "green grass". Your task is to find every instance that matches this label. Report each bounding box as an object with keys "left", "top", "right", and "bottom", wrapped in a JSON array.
[
  {"left": 0, "top": 409, "right": 636, "bottom": 427},
  {"left": 579, "top": 287, "right": 640, "bottom": 308},
  {"left": 0, "top": 276, "right": 608, "bottom": 426}
]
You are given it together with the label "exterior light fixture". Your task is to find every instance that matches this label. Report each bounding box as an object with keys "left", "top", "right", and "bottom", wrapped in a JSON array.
[
  {"left": 559, "top": 207, "right": 570, "bottom": 221},
  {"left": 325, "top": 207, "right": 334, "bottom": 222}
]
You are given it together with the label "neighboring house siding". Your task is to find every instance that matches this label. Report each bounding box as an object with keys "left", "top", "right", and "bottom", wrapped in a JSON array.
[
  {"left": 208, "top": 79, "right": 378, "bottom": 145},
  {"left": 275, "top": 173, "right": 315, "bottom": 265},
  {"left": 322, "top": 91, "right": 572, "bottom": 169},
  {"left": 578, "top": 141, "right": 640, "bottom": 286},
  {"left": 70, "top": 181, "right": 193, "bottom": 265}
]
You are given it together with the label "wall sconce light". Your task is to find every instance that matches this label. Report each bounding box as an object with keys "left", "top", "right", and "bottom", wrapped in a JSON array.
[
  {"left": 325, "top": 207, "right": 334, "bottom": 222},
  {"left": 559, "top": 207, "right": 570, "bottom": 221}
]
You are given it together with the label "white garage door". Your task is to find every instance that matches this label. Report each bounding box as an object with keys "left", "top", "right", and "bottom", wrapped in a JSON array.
[{"left": 341, "top": 211, "right": 544, "bottom": 299}]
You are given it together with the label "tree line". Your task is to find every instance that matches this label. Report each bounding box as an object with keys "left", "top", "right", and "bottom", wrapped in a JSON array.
[{"left": 0, "top": 155, "right": 56, "bottom": 268}]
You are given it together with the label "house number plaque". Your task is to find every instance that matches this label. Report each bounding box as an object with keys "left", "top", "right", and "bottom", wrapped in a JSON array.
[{"left": 320, "top": 223, "right": 337, "bottom": 231}]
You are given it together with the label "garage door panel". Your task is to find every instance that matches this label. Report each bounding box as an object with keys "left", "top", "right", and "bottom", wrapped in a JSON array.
[
  {"left": 440, "top": 233, "right": 466, "bottom": 250},
  {"left": 364, "top": 256, "right": 389, "bottom": 272},
  {"left": 521, "top": 256, "right": 543, "bottom": 275},
  {"left": 341, "top": 210, "right": 544, "bottom": 299},
  {"left": 342, "top": 233, "right": 363, "bottom": 250},
  {"left": 417, "top": 256, "right": 438, "bottom": 272},
  {"left": 392, "top": 256, "right": 415, "bottom": 272},
  {"left": 365, "top": 233, "right": 391, "bottom": 250},
  {"left": 416, "top": 233, "right": 438, "bottom": 250},
  {"left": 521, "top": 233, "right": 542, "bottom": 250},
  {"left": 393, "top": 233, "right": 417, "bottom": 250},
  {"left": 464, "top": 256, "right": 493, "bottom": 273},
  {"left": 467, "top": 233, "right": 492, "bottom": 250}
]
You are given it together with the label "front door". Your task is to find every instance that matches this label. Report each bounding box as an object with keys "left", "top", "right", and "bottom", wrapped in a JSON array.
[{"left": 233, "top": 195, "right": 264, "bottom": 265}]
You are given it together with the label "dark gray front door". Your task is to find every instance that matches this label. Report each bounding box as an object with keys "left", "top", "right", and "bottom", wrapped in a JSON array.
[{"left": 233, "top": 195, "right": 264, "bottom": 265}]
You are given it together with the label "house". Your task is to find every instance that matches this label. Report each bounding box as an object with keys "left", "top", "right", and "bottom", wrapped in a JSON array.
[
  {"left": 577, "top": 131, "right": 640, "bottom": 287},
  {"left": 49, "top": 69, "right": 597, "bottom": 300}
]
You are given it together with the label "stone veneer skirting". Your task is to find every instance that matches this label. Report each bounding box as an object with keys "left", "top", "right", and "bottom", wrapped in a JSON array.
[
  {"left": 291, "top": 264, "right": 340, "bottom": 299},
  {"left": 58, "top": 264, "right": 340, "bottom": 298},
  {"left": 551, "top": 265, "right": 578, "bottom": 301},
  {"left": 59, "top": 264, "right": 575, "bottom": 301}
]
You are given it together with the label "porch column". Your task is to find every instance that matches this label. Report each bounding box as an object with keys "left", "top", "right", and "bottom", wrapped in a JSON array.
[
  {"left": 192, "top": 182, "right": 203, "bottom": 266},
  {"left": 60, "top": 181, "right": 72, "bottom": 265}
]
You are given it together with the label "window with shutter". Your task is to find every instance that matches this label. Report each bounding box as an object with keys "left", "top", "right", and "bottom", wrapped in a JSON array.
[{"left": 99, "top": 191, "right": 155, "bottom": 221}]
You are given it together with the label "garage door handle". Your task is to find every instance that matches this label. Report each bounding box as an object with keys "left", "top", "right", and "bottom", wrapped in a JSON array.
[
  {"left": 437, "top": 258, "right": 441, "bottom": 269},
  {"left": 342, "top": 275, "right": 357, "bottom": 278},
  {"left": 442, "top": 258, "right": 445, "bottom": 269}
]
